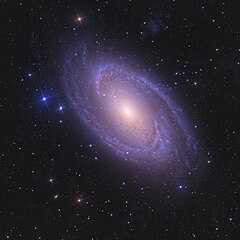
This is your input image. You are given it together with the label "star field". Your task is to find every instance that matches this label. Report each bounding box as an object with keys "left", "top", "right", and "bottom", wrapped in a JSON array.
[{"left": 1, "top": 1, "right": 240, "bottom": 239}]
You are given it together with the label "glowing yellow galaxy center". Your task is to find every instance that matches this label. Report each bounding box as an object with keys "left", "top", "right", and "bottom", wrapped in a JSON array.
[
  {"left": 112, "top": 94, "right": 144, "bottom": 130},
  {"left": 120, "top": 104, "right": 134, "bottom": 120}
]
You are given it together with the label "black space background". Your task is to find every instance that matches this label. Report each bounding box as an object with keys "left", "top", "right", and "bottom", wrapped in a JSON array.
[{"left": 1, "top": 1, "right": 240, "bottom": 239}]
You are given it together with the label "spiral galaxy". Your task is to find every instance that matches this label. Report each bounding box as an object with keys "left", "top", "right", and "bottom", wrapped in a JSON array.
[{"left": 62, "top": 44, "right": 199, "bottom": 174}]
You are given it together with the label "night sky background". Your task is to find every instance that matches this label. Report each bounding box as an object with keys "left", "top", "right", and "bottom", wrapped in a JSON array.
[{"left": 2, "top": 0, "right": 240, "bottom": 239}]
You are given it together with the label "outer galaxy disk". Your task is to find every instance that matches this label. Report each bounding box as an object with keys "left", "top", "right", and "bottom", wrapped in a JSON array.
[{"left": 62, "top": 44, "right": 200, "bottom": 174}]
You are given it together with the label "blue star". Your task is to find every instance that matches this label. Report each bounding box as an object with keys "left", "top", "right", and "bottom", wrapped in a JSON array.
[
  {"left": 28, "top": 73, "right": 32, "bottom": 77},
  {"left": 178, "top": 184, "right": 187, "bottom": 190},
  {"left": 42, "top": 97, "right": 47, "bottom": 101}
]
